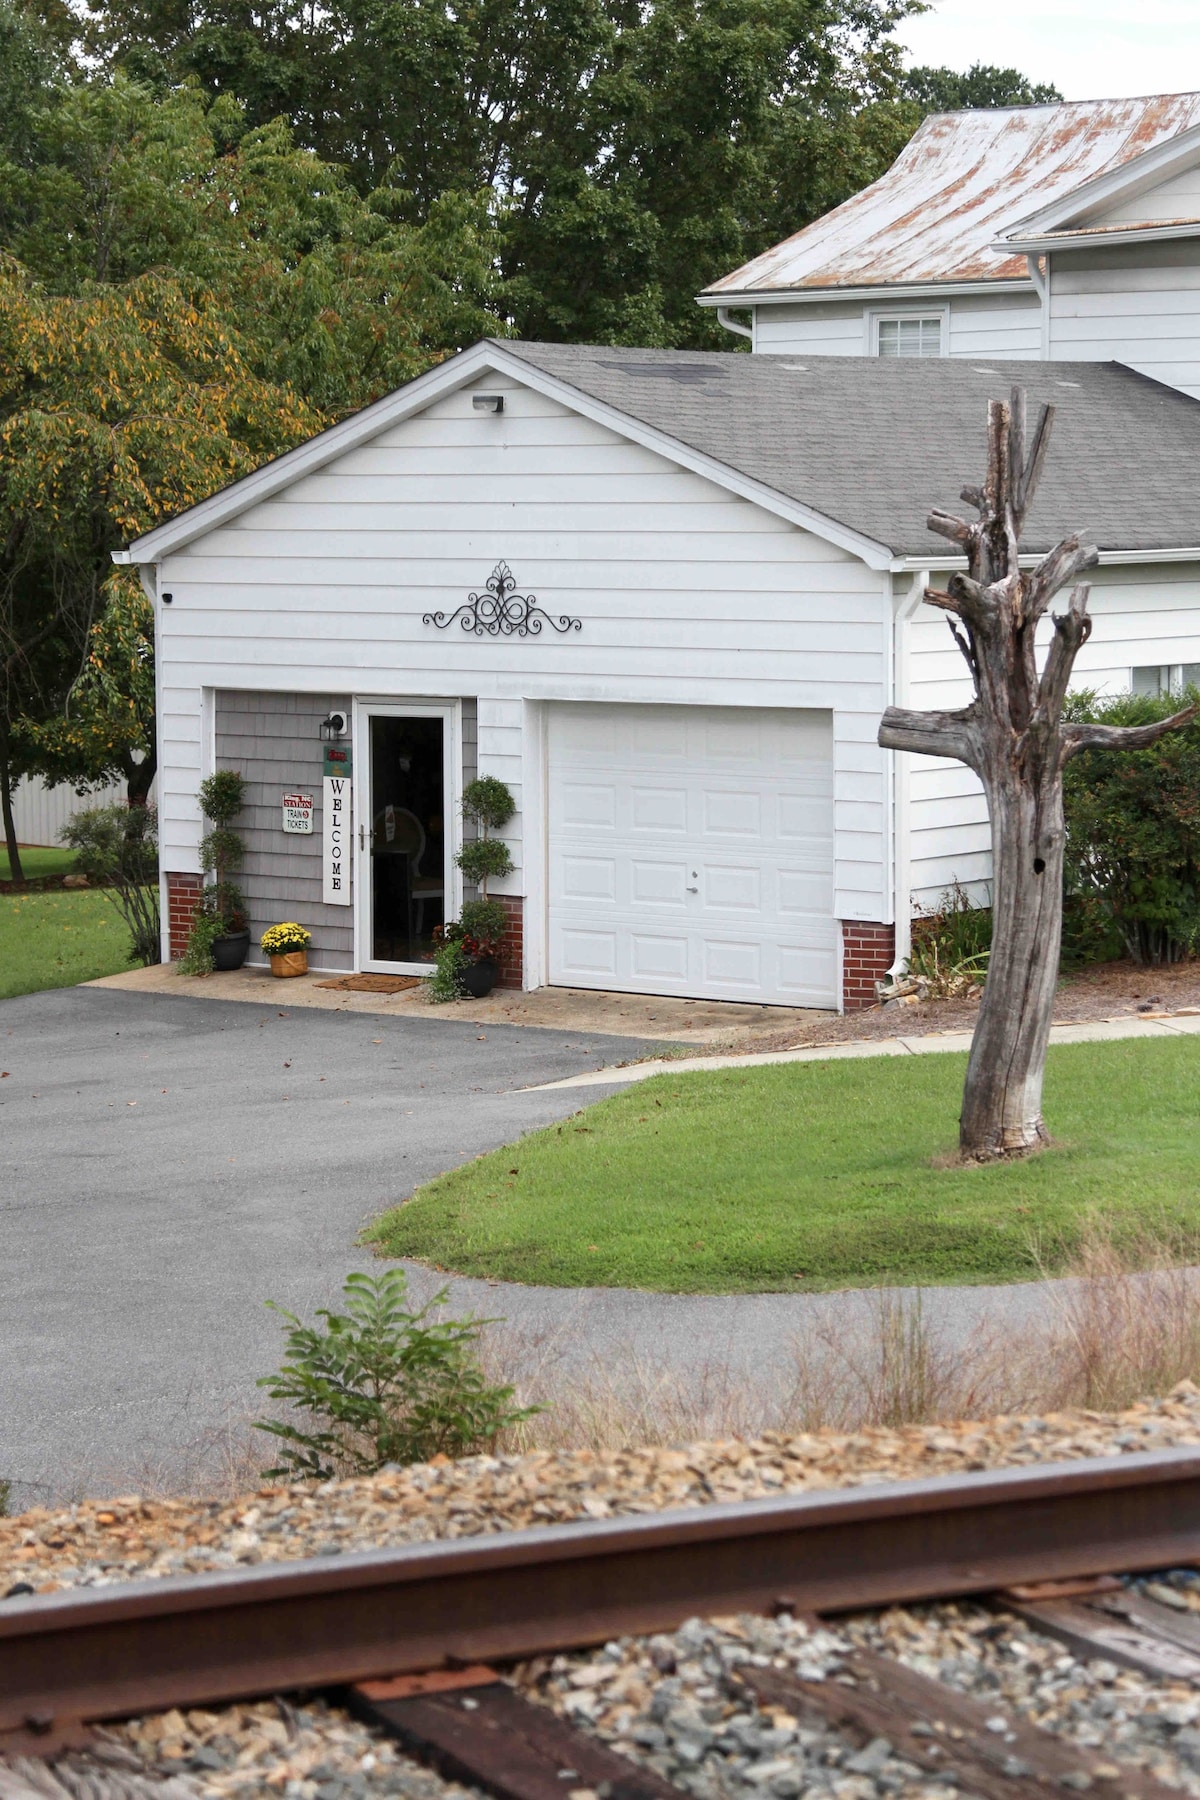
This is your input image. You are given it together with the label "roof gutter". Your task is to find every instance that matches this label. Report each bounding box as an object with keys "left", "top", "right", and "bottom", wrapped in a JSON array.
[
  {"left": 998, "top": 220, "right": 1200, "bottom": 255},
  {"left": 889, "top": 546, "right": 1200, "bottom": 573},
  {"left": 696, "top": 278, "right": 1034, "bottom": 308}
]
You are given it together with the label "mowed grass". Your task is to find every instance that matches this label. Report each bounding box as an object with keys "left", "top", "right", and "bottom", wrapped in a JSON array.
[
  {"left": 367, "top": 1039, "right": 1200, "bottom": 1293},
  {"left": 0, "top": 845, "right": 76, "bottom": 881},
  {"left": 0, "top": 887, "right": 139, "bottom": 1000}
]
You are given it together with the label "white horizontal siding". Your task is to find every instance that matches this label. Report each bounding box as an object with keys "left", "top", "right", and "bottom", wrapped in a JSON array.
[
  {"left": 753, "top": 289, "right": 1041, "bottom": 360},
  {"left": 904, "top": 563, "right": 1200, "bottom": 910},
  {"left": 1089, "top": 163, "right": 1200, "bottom": 227},
  {"left": 1048, "top": 243, "right": 1200, "bottom": 397},
  {"left": 157, "top": 372, "right": 890, "bottom": 928}
]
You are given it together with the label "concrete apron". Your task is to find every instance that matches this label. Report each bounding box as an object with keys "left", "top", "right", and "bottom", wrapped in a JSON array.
[{"left": 88, "top": 963, "right": 828, "bottom": 1046}]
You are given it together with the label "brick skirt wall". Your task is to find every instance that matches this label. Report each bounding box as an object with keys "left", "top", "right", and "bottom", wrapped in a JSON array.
[
  {"left": 166, "top": 872, "right": 203, "bottom": 959},
  {"left": 495, "top": 895, "right": 523, "bottom": 989},
  {"left": 841, "top": 920, "right": 895, "bottom": 1012}
]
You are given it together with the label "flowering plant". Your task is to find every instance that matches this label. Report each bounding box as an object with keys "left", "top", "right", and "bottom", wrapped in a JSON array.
[{"left": 261, "top": 921, "right": 311, "bottom": 956}]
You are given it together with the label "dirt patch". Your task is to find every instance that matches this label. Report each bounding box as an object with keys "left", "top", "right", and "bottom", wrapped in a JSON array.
[{"left": 726, "top": 957, "right": 1200, "bottom": 1056}]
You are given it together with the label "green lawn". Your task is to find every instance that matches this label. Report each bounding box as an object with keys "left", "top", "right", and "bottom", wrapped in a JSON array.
[
  {"left": 0, "top": 887, "right": 139, "bottom": 1000},
  {"left": 367, "top": 1039, "right": 1200, "bottom": 1293},
  {"left": 0, "top": 846, "right": 76, "bottom": 882}
]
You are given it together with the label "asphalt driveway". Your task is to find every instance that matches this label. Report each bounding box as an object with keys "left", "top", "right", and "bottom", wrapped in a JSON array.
[{"left": 0, "top": 985, "right": 651, "bottom": 1508}]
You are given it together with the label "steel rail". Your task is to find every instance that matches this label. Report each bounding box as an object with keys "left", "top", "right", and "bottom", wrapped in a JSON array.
[{"left": 3, "top": 1447, "right": 1200, "bottom": 1741}]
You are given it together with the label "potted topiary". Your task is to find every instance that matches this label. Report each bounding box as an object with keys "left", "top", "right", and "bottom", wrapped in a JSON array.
[
  {"left": 181, "top": 770, "right": 250, "bottom": 973},
  {"left": 428, "top": 779, "right": 515, "bottom": 1001},
  {"left": 261, "top": 921, "right": 311, "bottom": 977}
]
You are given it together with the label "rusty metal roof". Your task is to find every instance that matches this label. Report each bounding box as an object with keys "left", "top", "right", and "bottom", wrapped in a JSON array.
[{"left": 704, "top": 93, "right": 1200, "bottom": 297}]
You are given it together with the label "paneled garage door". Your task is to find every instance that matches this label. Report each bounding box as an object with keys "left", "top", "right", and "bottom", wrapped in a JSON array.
[{"left": 547, "top": 703, "right": 837, "bottom": 1007}]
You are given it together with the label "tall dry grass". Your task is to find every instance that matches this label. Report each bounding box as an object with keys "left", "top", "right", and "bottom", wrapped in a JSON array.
[{"left": 490, "top": 1223, "right": 1200, "bottom": 1453}]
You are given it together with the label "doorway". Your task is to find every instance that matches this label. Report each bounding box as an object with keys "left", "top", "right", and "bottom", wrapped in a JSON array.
[{"left": 357, "top": 706, "right": 457, "bottom": 971}]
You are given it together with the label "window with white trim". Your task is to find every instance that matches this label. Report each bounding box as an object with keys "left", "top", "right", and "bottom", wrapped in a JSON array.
[
  {"left": 1132, "top": 664, "right": 1200, "bottom": 697},
  {"left": 875, "top": 315, "right": 943, "bottom": 358}
]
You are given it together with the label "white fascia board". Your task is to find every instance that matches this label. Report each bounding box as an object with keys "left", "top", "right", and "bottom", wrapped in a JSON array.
[
  {"left": 999, "top": 220, "right": 1200, "bottom": 255},
  {"left": 113, "top": 339, "right": 894, "bottom": 572},
  {"left": 1001, "top": 126, "right": 1200, "bottom": 242},
  {"left": 695, "top": 279, "right": 1034, "bottom": 308},
  {"left": 889, "top": 547, "right": 1200, "bottom": 572}
]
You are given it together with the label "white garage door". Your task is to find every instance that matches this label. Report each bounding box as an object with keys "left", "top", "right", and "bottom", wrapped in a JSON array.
[{"left": 547, "top": 703, "right": 837, "bottom": 1008}]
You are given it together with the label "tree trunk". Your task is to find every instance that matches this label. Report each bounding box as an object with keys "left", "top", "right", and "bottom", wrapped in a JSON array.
[
  {"left": 0, "top": 722, "right": 23, "bottom": 883},
  {"left": 122, "top": 745, "right": 156, "bottom": 807},
  {"left": 879, "top": 388, "right": 1195, "bottom": 1161},
  {"left": 959, "top": 767, "right": 1064, "bottom": 1154}
]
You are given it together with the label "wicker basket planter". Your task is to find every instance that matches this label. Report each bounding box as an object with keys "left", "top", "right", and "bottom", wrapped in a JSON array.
[{"left": 269, "top": 950, "right": 308, "bottom": 978}]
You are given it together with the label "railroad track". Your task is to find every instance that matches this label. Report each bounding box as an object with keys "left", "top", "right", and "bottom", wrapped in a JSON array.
[{"left": 5, "top": 1446, "right": 1200, "bottom": 1798}]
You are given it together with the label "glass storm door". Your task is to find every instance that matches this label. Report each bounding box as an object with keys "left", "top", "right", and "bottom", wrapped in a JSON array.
[{"left": 361, "top": 712, "right": 449, "bottom": 970}]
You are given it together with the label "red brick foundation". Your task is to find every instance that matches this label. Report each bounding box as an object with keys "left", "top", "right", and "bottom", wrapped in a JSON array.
[
  {"left": 841, "top": 920, "right": 895, "bottom": 1011},
  {"left": 494, "top": 894, "right": 524, "bottom": 989},
  {"left": 166, "top": 872, "right": 203, "bottom": 960}
]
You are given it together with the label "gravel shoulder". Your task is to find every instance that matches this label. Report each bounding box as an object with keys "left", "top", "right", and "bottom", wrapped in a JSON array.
[{"left": 6, "top": 1384, "right": 1200, "bottom": 1596}]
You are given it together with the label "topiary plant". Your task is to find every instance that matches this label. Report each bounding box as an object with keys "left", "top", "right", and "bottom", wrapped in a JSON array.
[
  {"left": 183, "top": 768, "right": 249, "bottom": 970},
  {"left": 456, "top": 775, "right": 514, "bottom": 899}
]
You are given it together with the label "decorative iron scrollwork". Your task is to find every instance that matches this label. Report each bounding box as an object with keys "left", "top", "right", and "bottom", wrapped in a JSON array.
[{"left": 423, "top": 562, "right": 582, "bottom": 638}]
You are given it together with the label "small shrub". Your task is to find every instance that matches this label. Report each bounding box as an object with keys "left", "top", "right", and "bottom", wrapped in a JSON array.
[
  {"left": 198, "top": 769, "right": 246, "bottom": 824},
  {"left": 255, "top": 1269, "right": 539, "bottom": 1479},
  {"left": 427, "top": 934, "right": 468, "bottom": 1001},
  {"left": 457, "top": 836, "right": 514, "bottom": 889},
  {"left": 60, "top": 803, "right": 160, "bottom": 965},
  {"left": 1063, "top": 689, "right": 1200, "bottom": 965},
  {"left": 178, "top": 910, "right": 224, "bottom": 975},
  {"left": 906, "top": 882, "right": 991, "bottom": 995}
]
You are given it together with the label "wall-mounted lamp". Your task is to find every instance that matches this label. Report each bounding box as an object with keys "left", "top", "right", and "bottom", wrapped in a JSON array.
[
  {"left": 472, "top": 394, "right": 504, "bottom": 414},
  {"left": 319, "top": 711, "right": 347, "bottom": 742}
]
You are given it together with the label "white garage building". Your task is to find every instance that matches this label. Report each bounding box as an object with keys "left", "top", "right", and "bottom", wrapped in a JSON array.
[{"left": 118, "top": 341, "right": 1200, "bottom": 1011}]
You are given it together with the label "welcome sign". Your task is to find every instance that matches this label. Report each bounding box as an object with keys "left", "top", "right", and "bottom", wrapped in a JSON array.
[{"left": 323, "top": 777, "right": 351, "bottom": 904}]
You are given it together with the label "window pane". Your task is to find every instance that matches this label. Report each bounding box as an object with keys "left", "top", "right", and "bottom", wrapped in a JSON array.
[
  {"left": 876, "top": 316, "right": 941, "bottom": 358},
  {"left": 1132, "top": 666, "right": 1165, "bottom": 697},
  {"left": 1182, "top": 664, "right": 1200, "bottom": 689}
]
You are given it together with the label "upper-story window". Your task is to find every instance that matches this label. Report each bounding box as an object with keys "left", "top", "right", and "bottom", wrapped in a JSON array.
[
  {"left": 1133, "top": 664, "right": 1200, "bottom": 697},
  {"left": 875, "top": 315, "right": 943, "bottom": 358}
]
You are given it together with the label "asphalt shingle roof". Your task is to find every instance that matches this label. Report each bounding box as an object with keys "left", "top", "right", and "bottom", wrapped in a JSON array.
[{"left": 501, "top": 341, "right": 1200, "bottom": 558}]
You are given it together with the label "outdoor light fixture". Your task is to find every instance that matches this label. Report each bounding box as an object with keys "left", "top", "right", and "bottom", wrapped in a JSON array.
[
  {"left": 319, "top": 712, "right": 347, "bottom": 742},
  {"left": 472, "top": 393, "right": 504, "bottom": 413}
]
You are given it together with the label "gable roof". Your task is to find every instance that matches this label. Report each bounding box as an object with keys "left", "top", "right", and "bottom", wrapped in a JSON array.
[
  {"left": 118, "top": 340, "right": 1200, "bottom": 569},
  {"left": 503, "top": 343, "right": 1200, "bottom": 557},
  {"left": 703, "top": 92, "right": 1200, "bottom": 299}
]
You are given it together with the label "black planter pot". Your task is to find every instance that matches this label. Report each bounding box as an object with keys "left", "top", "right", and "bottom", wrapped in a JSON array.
[
  {"left": 212, "top": 928, "right": 251, "bottom": 972},
  {"left": 459, "top": 956, "right": 499, "bottom": 998}
]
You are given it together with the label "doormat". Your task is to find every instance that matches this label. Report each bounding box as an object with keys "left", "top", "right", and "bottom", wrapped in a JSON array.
[{"left": 315, "top": 973, "right": 425, "bottom": 994}]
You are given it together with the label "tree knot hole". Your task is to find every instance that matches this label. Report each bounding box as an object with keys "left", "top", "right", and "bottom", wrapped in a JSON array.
[{"left": 1033, "top": 857, "right": 1046, "bottom": 874}]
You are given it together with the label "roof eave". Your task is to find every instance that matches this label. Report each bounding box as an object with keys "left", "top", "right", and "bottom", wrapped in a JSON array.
[
  {"left": 999, "top": 220, "right": 1200, "bottom": 254},
  {"left": 1002, "top": 121, "right": 1200, "bottom": 240},
  {"left": 696, "top": 277, "right": 1035, "bottom": 308}
]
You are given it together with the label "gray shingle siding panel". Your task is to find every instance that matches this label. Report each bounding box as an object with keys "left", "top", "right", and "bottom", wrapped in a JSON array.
[
  {"left": 215, "top": 690, "right": 353, "bottom": 968},
  {"left": 498, "top": 341, "right": 1200, "bottom": 557}
]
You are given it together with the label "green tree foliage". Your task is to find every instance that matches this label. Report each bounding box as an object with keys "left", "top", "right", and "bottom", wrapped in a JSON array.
[
  {"left": 255, "top": 1269, "right": 537, "bottom": 1478},
  {"left": 1063, "top": 691, "right": 1200, "bottom": 967},
  {"left": 901, "top": 62, "right": 1061, "bottom": 112},
  {"left": 25, "top": 574, "right": 155, "bottom": 803}
]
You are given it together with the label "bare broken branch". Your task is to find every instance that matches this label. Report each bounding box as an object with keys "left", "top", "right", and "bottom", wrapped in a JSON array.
[
  {"left": 927, "top": 509, "right": 973, "bottom": 547},
  {"left": 1036, "top": 584, "right": 1093, "bottom": 720},
  {"left": 1027, "top": 533, "right": 1100, "bottom": 618},
  {"left": 1016, "top": 401, "right": 1054, "bottom": 525},
  {"left": 878, "top": 704, "right": 980, "bottom": 768},
  {"left": 1060, "top": 704, "right": 1198, "bottom": 764}
]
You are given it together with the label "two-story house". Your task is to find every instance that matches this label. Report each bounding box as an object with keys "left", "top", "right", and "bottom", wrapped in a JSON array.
[{"left": 119, "top": 92, "right": 1200, "bottom": 1010}]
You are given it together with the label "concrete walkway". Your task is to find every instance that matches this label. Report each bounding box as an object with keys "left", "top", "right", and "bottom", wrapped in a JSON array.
[{"left": 531, "top": 1008, "right": 1200, "bottom": 1089}]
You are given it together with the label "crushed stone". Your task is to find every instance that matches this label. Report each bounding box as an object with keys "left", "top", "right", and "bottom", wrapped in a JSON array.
[{"left": 5, "top": 1384, "right": 1200, "bottom": 1598}]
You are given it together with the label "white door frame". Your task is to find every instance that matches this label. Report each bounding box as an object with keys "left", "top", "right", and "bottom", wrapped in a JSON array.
[{"left": 352, "top": 697, "right": 463, "bottom": 974}]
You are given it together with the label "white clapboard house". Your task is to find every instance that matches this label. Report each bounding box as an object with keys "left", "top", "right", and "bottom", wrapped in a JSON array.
[{"left": 118, "top": 92, "right": 1200, "bottom": 1011}]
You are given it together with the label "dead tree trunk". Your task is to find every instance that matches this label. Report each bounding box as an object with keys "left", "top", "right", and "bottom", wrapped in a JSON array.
[{"left": 880, "top": 389, "right": 1195, "bottom": 1160}]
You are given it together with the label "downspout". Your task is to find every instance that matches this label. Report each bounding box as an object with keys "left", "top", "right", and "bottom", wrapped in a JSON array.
[
  {"left": 888, "top": 569, "right": 929, "bottom": 978},
  {"left": 716, "top": 305, "right": 754, "bottom": 342},
  {"left": 1026, "top": 254, "right": 1050, "bottom": 359}
]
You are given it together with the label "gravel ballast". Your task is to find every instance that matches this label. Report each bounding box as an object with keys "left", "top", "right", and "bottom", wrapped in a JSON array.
[{"left": 6, "top": 1385, "right": 1200, "bottom": 1598}]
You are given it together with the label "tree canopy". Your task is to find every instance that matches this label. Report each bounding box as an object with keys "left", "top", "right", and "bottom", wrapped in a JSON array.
[{"left": 0, "top": 0, "right": 1062, "bottom": 870}]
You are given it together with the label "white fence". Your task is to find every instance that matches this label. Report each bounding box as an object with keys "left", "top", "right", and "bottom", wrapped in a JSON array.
[{"left": 11, "top": 774, "right": 136, "bottom": 846}]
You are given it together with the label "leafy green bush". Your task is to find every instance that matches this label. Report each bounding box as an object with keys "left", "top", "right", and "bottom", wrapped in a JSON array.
[
  {"left": 178, "top": 910, "right": 224, "bottom": 974},
  {"left": 457, "top": 835, "right": 514, "bottom": 888},
  {"left": 461, "top": 775, "right": 515, "bottom": 832},
  {"left": 427, "top": 934, "right": 468, "bottom": 1002},
  {"left": 188, "top": 767, "right": 249, "bottom": 956},
  {"left": 255, "top": 1269, "right": 537, "bottom": 1479},
  {"left": 60, "top": 803, "right": 160, "bottom": 964},
  {"left": 1063, "top": 690, "right": 1200, "bottom": 965},
  {"left": 906, "top": 881, "right": 991, "bottom": 993}
]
